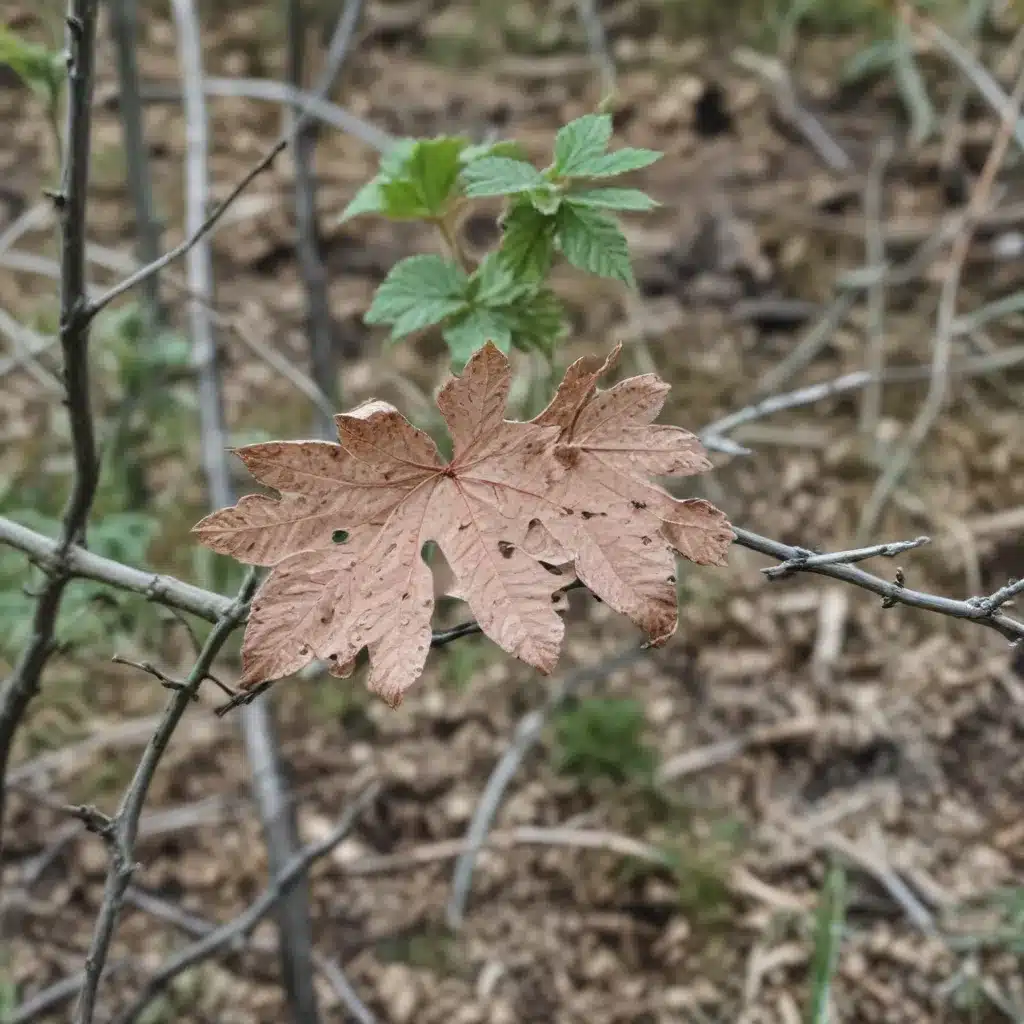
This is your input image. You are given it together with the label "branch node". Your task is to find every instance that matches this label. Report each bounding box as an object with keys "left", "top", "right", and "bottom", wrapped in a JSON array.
[{"left": 64, "top": 803, "right": 115, "bottom": 839}]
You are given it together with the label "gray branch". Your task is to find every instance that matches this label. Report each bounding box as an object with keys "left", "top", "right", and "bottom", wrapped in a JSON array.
[
  {"left": 111, "top": 782, "right": 380, "bottom": 1024},
  {"left": 71, "top": 571, "right": 259, "bottom": 1024},
  {"left": 0, "top": 0, "right": 102, "bottom": 854}
]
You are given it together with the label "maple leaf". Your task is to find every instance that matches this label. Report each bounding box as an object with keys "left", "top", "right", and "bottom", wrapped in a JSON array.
[
  {"left": 193, "top": 342, "right": 732, "bottom": 706},
  {"left": 194, "top": 343, "right": 571, "bottom": 706},
  {"left": 527, "top": 344, "right": 734, "bottom": 646}
]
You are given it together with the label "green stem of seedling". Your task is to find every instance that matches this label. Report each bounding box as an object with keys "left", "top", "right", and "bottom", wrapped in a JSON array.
[{"left": 434, "top": 213, "right": 470, "bottom": 274}]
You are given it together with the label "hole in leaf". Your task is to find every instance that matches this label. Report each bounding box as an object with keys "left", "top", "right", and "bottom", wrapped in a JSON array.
[{"left": 333, "top": 530, "right": 350, "bottom": 544}]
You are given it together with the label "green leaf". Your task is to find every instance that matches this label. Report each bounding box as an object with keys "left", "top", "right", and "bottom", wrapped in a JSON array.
[
  {"left": 498, "top": 201, "right": 556, "bottom": 280},
  {"left": 556, "top": 205, "right": 634, "bottom": 287},
  {"left": 379, "top": 138, "right": 419, "bottom": 176},
  {"left": 459, "top": 139, "right": 526, "bottom": 165},
  {"left": 365, "top": 255, "right": 468, "bottom": 339},
  {"left": 461, "top": 157, "right": 544, "bottom": 198},
  {"left": 337, "top": 178, "right": 386, "bottom": 223},
  {"left": 471, "top": 253, "right": 532, "bottom": 307},
  {"left": 571, "top": 148, "right": 662, "bottom": 178},
  {"left": 379, "top": 179, "right": 433, "bottom": 219},
  {"left": 0, "top": 25, "right": 63, "bottom": 101},
  {"left": 406, "top": 136, "right": 467, "bottom": 213},
  {"left": 567, "top": 187, "right": 658, "bottom": 211},
  {"left": 529, "top": 188, "right": 563, "bottom": 216},
  {"left": 506, "top": 287, "right": 566, "bottom": 357},
  {"left": 554, "top": 113, "right": 612, "bottom": 176},
  {"left": 443, "top": 309, "right": 513, "bottom": 367}
]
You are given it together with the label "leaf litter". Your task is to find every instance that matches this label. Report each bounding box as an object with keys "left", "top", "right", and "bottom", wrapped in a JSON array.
[{"left": 194, "top": 343, "right": 732, "bottom": 704}]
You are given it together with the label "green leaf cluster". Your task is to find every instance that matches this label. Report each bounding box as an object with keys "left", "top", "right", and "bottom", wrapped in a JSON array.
[
  {"left": 0, "top": 25, "right": 64, "bottom": 106},
  {"left": 339, "top": 136, "right": 522, "bottom": 223},
  {"left": 347, "top": 112, "right": 661, "bottom": 367},
  {"left": 364, "top": 252, "right": 564, "bottom": 368}
]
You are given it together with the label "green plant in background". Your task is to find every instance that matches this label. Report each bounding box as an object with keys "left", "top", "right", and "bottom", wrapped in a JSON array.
[
  {"left": 0, "top": 302, "right": 199, "bottom": 667},
  {"left": 339, "top": 113, "right": 661, "bottom": 368},
  {"left": 806, "top": 861, "right": 847, "bottom": 1024},
  {"left": 553, "top": 696, "right": 657, "bottom": 786},
  {"left": 0, "top": 23, "right": 65, "bottom": 170}
]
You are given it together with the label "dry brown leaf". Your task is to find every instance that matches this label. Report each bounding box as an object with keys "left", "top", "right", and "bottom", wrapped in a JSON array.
[
  {"left": 529, "top": 343, "right": 735, "bottom": 645},
  {"left": 193, "top": 343, "right": 731, "bottom": 704}
]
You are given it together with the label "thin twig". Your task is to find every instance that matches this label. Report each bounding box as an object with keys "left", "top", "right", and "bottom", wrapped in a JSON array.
[
  {"left": 858, "top": 54, "right": 1024, "bottom": 539},
  {"left": 99, "top": 77, "right": 392, "bottom": 151},
  {"left": 701, "top": 346, "right": 1024, "bottom": 452},
  {"left": 446, "top": 646, "right": 649, "bottom": 928},
  {"left": 0, "top": 0, "right": 102, "bottom": 855},
  {"left": 915, "top": 11, "right": 1024, "bottom": 152},
  {"left": 110, "top": 654, "right": 195, "bottom": 696},
  {"left": 111, "top": 781, "right": 380, "bottom": 1024},
  {"left": 761, "top": 536, "right": 930, "bottom": 579},
  {"left": 860, "top": 138, "right": 894, "bottom": 440},
  {"left": 71, "top": 571, "right": 258, "bottom": 1024},
  {"left": 122, "top": 887, "right": 378, "bottom": 1023},
  {"left": 735, "top": 526, "right": 1024, "bottom": 645},
  {"left": 83, "top": 74, "right": 392, "bottom": 323}
]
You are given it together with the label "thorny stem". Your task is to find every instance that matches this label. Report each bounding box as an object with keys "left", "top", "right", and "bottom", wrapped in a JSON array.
[
  {"left": 71, "top": 571, "right": 259, "bottom": 1024},
  {"left": 0, "top": 0, "right": 101, "bottom": 856}
]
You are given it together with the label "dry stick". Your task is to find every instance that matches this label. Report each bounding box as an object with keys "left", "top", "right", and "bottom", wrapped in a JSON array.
[
  {"left": 123, "top": 76, "right": 394, "bottom": 151},
  {"left": 445, "top": 646, "right": 669, "bottom": 929},
  {"left": 167, "top": 1, "right": 320, "bottom": 1020},
  {"left": 111, "top": 782, "right": 380, "bottom": 1024},
  {"left": 860, "top": 138, "right": 894, "bottom": 441},
  {"left": 0, "top": 307, "right": 61, "bottom": 392},
  {"left": 756, "top": 204, "right": 968, "bottom": 399},
  {"left": 71, "top": 570, "right": 258, "bottom": 1024},
  {"left": 858, "top": 55, "right": 1024, "bottom": 539},
  {"left": 572, "top": 0, "right": 616, "bottom": 99},
  {"left": 285, "top": 0, "right": 365, "bottom": 439},
  {"left": 699, "top": 346, "right": 1024, "bottom": 452},
  {"left": 106, "top": 0, "right": 163, "bottom": 321},
  {"left": 918, "top": 12, "right": 1024, "bottom": 151},
  {"left": 0, "top": 0, "right": 102, "bottom": 857},
  {"left": 121, "top": 888, "right": 378, "bottom": 1024}
]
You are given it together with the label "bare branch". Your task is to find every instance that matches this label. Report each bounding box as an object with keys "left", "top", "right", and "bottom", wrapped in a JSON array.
[
  {"left": 71, "top": 571, "right": 258, "bottom": 1024},
  {"left": 0, "top": 515, "right": 234, "bottom": 620},
  {"left": 110, "top": 781, "right": 381, "bottom": 1024},
  {"left": 761, "top": 536, "right": 930, "bottom": 578},
  {"left": 0, "top": 0, "right": 102, "bottom": 855},
  {"left": 734, "top": 527, "right": 1024, "bottom": 645}
]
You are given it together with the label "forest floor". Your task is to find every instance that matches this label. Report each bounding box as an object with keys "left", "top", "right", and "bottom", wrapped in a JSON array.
[{"left": 2, "top": 1, "right": 1024, "bottom": 1022}]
